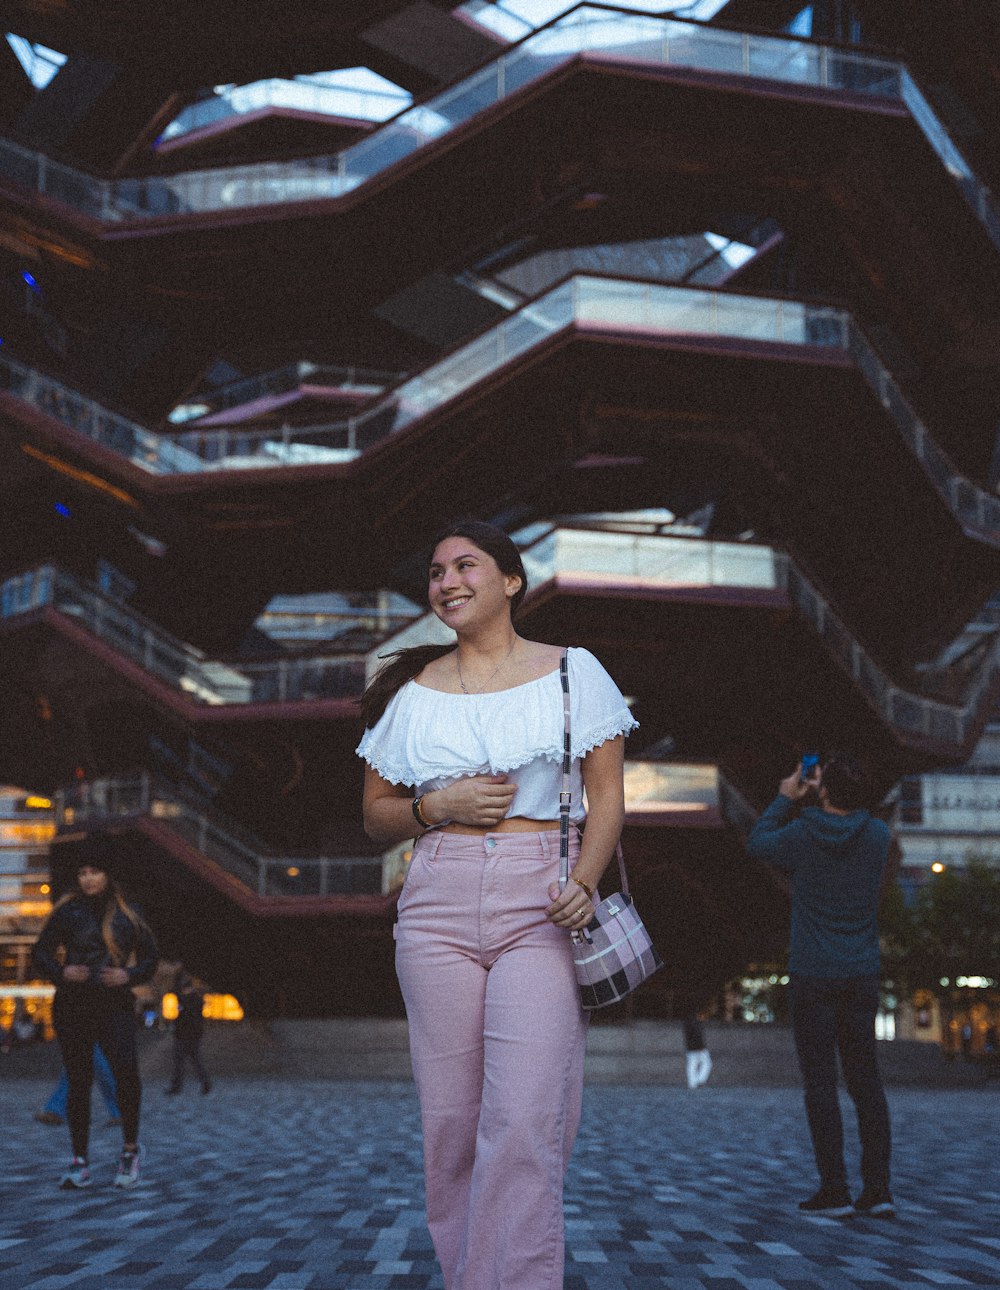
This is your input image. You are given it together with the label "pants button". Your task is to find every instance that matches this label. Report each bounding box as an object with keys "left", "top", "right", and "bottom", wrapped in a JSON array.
[{"left": 485, "top": 837, "right": 497, "bottom": 849}]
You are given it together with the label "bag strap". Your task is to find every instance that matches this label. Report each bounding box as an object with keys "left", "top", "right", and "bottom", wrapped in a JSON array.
[
  {"left": 558, "top": 649, "right": 629, "bottom": 895},
  {"left": 558, "top": 649, "right": 572, "bottom": 890}
]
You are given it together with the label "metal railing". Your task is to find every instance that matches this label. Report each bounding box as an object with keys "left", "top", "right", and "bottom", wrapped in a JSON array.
[
  {"left": 4, "top": 275, "right": 999, "bottom": 546},
  {"left": 171, "top": 361, "right": 403, "bottom": 426},
  {"left": 55, "top": 775, "right": 406, "bottom": 899},
  {"left": 1, "top": 4, "right": 996, "bottom": 254},
  {"left": 0, "top": 566, "right": 370, "bottom": 705},
  {"left": 161, "top": 77, "right": 411, "bottom": 143}
]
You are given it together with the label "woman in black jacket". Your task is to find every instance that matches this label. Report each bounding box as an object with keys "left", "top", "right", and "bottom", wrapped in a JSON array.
[{"left": 33, "top": 836, "right": 158, "bottom": 1190}]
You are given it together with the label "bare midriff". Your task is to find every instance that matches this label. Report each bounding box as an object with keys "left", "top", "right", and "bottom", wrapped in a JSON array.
[{"left": 440, "top": 816, "right": 561, "bottom": 836}]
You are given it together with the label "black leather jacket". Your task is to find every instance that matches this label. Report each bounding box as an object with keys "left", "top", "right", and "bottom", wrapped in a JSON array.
[{"left": 33, "top": 893, "right": 159, "bottom": 995}]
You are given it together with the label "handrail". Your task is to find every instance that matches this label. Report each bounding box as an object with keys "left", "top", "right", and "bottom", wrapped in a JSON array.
[
  {"left": 54, "top": 773, "right": 406, "bottom": 899},
  {"left": 0, "top": 565, "right": 381, "bottom": 705},
  {"left": 161, "top": 77, "right": 411, "bottom": 143},
  {"left": 0, "top": 4, "right": 995, "bottom": 255},
  {"left": 173, "top": 360, "right": 403, "bottom": 426},
  {"left": 369, "top": 527, "right": 1000, "bottom": 751},
  {"left": 3, "top": 276, "right": 999, "bottom": 542}
]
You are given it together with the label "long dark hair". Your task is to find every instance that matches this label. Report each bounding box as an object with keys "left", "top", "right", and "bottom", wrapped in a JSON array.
[{"left": 360, "top": 520, "right": 528, "bottom": 729}]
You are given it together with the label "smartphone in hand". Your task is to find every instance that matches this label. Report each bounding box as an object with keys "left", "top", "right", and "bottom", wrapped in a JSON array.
[{"left": 800, "top": 752, "right": 820, "bottom": 784}]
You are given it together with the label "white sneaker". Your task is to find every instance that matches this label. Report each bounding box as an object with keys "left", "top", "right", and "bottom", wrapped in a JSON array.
[
  {"left": 113, "top": 1145, "right": 143, "bottom": 1189},
  {"left": 59, "top": 1157, "right": 91, "bottom": 1189}
]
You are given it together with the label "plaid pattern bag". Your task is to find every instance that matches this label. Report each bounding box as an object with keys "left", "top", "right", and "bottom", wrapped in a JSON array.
[
  {"left": 558, "top": 652, "right": 663, "bottom": 1010},
  {"left": 572, "top": 879, "right": 664, "bottom": 1010}
]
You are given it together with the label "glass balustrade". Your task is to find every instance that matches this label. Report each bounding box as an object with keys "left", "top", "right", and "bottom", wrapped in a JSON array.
[
  {"left": 162, "top": 76, "right": 412, "bottom": 143},
  {"left": 1, "top": 275, "right": 996, "bottom": 544},
  {"left": 0, "top": 566, "right": 370, "bottom": 706},
  {"left": 175, "top": 362, "right": 401, "bottom": 425},
  {"left": 623, "top": 761, "right": 720, "bottom": 815},
  {"left": 0, "top": 4, "right": 995, "bottom": 251},
  {"left": 520, "top": 526, "right": 779, "bottom": 588},
  {"left": 55, "top": 776, "right": 400, "bottom": 898}
]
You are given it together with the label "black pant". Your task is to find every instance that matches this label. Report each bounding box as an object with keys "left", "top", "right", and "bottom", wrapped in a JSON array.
[
  {"left": 53, "top": 989, "right": 141, "bottom": 1158},
  {"left": 790, "top": 974, "right": 891, "bottom": 1193},
  {"left": 170, "top": 1029, "right": 210, "bottom": 1090}
]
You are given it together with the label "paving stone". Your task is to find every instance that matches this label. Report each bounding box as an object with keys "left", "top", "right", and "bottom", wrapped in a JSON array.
[{"left": 0, "top": 1082, "right": 998, "bottom": 1288}]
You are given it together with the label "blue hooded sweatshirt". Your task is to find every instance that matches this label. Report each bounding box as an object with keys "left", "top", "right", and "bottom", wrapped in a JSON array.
[{"left": 747, "top": 795, "right": 891, "bottom": 978}]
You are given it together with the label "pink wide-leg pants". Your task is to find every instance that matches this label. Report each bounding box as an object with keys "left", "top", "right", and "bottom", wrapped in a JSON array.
[{"left": 395, "top": 828, "right": 588, "bottom": 1290}]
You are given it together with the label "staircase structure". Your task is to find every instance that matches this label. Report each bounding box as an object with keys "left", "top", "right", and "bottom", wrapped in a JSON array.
[{"left": 1, "top": 0, "right": 997, "bottom": 1014}]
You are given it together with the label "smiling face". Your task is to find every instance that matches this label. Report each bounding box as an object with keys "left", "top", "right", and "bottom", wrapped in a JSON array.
[
  {"left": 428, "top": 537, "right": 522, "bottom": 631},
  {"left": 76, "top": 864, "right": 109, "bottom": 897}
]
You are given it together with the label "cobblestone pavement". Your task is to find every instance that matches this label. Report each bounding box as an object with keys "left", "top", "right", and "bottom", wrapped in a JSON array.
[{"left": 1, "top": 1080, "right": 998, "bottom": 1289}]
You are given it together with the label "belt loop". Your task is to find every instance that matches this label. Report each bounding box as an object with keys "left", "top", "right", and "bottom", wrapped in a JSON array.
[{"left": 417, "top": 830, "right": 444, "bottom": 862}]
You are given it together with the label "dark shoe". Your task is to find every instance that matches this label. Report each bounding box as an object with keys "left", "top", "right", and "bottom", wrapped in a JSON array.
[
  {"left": 799, "top": 1187, "right": 853, "bottom": 1217},
  {"left": 34, "top": 1110, "right": 64, "bottom": 1126},
  {"left": 854, "top": 1188, "right": 895, "bottom": 1217}
]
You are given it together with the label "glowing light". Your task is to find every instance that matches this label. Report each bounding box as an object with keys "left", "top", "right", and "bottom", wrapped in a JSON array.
[
  {"left": 53, "top": 502, "right": 71, "bottom": 517},
  {"left": 22, "top": 270, "right": 40, "bottom": 291},
  {"left": 24, "top": 795, "right": 52, "bottom": 809},
  {"left": 0, "top": 822, "right": 55, "bottom": 842},
  {"left": 40, "top": 884, "right": 50, "bottom": 894},
  {"left": 931, "top": 861, "right": 945, "bottom": 873},
  {"left": 204, "top": 993, "right": 243, "bottom": 1021},
  {"left": 17, "top": 901, "right": 52, "bottom": 916},
  {"left": 286, "top": 866, "right": 300, "bottom": 877},
  {"left": 20, "top": 444, "right": 140, "bottom": 508}
]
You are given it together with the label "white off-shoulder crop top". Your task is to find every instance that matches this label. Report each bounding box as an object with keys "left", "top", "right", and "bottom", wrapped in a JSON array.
[{"left": 356, "top": 647, "right": 638, "bottom": 822}]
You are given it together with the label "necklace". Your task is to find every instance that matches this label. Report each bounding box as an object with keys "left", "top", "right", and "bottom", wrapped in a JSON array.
[{"left": 456, "top": 637, "right": 518, "bottom": 694}]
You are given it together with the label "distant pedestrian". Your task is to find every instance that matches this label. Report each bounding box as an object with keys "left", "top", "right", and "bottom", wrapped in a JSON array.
[
  {"left": 683, "top": 1016, "right": 712, "bottom": 1089},
  {"left": 11, "top": 1002, "right": 37, "bottom": 1045},
  {"left": 32, "top": 835, "right": 158, "bottom": 1190},
  {"left": 748, "top": 752, "right": 894, "bottom": 1218},
  {"left": 166, "top": 969, "right": 211, "bottom": 1095},
  {"left": 34, "top": 1046, "right": 121, "bottom": 1127}
]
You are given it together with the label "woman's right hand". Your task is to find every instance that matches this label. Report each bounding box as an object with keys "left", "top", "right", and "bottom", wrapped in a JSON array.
[
  {"left": 62, "top": 965, "right": 90, "bottom": 983},
  {"left": 428, "top": 775, "right": 516, "bottom": 828}
]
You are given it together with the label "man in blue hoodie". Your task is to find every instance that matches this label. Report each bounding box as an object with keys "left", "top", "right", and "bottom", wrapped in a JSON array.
[{"left": 748, "top": 752, "right": 894, "bottom": 1218}]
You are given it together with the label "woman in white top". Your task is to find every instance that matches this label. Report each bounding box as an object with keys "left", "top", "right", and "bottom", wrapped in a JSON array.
[{"left": 357, "top": 520, "right": 637, "bottom": 1290}]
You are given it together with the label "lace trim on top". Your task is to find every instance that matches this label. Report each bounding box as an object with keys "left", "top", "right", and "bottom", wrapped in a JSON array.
[
  {"left": 356, "top": 647, "right": 637, "bottom": 787},
  {"left": 359, "top": 710, "right": 638, "bottom": 786}
]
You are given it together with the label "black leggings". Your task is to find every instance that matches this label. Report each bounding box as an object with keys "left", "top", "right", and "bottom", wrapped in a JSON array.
[
  {"left": 54, "top": 989, "right": 141, "bottom": 1158},
  {"left": 170, "top": 1030, "right": 210, "bottom": 1089}
]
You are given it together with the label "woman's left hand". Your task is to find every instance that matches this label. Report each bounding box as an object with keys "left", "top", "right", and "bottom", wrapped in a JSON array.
[
  {"left": 99, "top": 966, "right": 129, "bottom": 987},
  {"left": 546, "top": 880, "right": 594, "bottom": 930}
]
